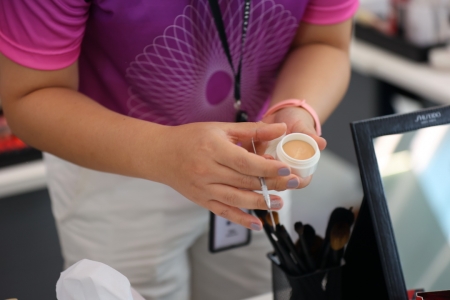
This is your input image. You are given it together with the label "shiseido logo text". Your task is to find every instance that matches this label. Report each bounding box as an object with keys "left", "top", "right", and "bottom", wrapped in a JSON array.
[{"left": 415, "top": 112, "right": 441, "bottom": 123}]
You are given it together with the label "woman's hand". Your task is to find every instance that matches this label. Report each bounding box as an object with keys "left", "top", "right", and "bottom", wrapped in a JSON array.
[
  {"left": 269, "top": 106, "right": 326, "bottom": 150},
  {"left": 261, "top": 106, "right": 327, "bottom": 189},
  {"left": 154, "top": 121, "right": 301, "bottom": 230}
]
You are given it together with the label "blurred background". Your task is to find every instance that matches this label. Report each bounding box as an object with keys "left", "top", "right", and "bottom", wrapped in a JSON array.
[{"left": 1, "top": 0, "right": 450, "bottom": 298}]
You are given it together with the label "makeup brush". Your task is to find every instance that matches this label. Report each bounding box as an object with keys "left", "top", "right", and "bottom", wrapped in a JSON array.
[
  {"left": 254, "top": 210, "right": 305, "bottom": 275},
  {"left": 294, "top": 221, "right": 304, "bottom": 254},
  {"left": 265, "top": 211, "right": 279, "bottom": 227},
  {"left": 294, "top": 222, "right": 317, "bottom": 272},
  {"left": 329, "top": 221, "right": 352, "bottom": 265},
  {"left": 260, "top": 210, "right": 307, "bottom": 274},
  {"left": 331, "top": 208, "right": 354, "bottom": 265},
  {"left": 254, "top": 209, "right": 267, "bottom": 224},
  {"left": 309, "top": 232, "right": 324, "bottom": 267},
  {"left": 273, "top": 218, "right": 309, "bottom": 274},
  {"left": 319, "top": 207, "right": 355, "bottom": 269},
  {"left": 254, "top": 212, "right": 284, "bottom": 254},
  {"left": 254, "top": 210, "right": 284, "bottom": 259},
  {"left": 263, "top": 211, "right": 290, "bottom": 259}
]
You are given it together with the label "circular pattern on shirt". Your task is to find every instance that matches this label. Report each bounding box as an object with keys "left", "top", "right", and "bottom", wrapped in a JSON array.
[
  {"left": 206, "top": 71, "right": 233, "bottom": 105},
  {"left": 126, "top": 0, "right": 298, "bottom": 125}
]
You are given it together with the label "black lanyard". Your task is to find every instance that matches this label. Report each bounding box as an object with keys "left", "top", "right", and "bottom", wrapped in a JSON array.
[{"left": 208, "top": 0, "right": 251, "bottom": 122}]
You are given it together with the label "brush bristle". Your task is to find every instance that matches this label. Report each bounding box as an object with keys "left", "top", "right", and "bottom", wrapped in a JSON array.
[
  {"left": 330, "top": 223, "right": 351, "bottom": 250},
  {"left": 294, "top": 222, "right": 303, "bottom": 235},
  {"left": 253, "top": 210, "right": 267, "bottom": 223},
  {"left": 325, "top": 207, "right": 355, "bottom": 238},
  {"left": 273, "top": 211, "right": 279, "bottom": 224},
  {"left": 265, "top": 211, "right": 279, "bottom": 227},
  {"left": 257, "top": 215, "right": 265, "bottom": 224}
]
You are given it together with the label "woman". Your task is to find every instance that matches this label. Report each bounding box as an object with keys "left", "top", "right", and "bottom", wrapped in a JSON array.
[{"left": 0, "top": 0, "right": 358, "bottom": 299}]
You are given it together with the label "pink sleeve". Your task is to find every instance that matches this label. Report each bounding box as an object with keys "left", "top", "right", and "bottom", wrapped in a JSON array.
[
  {"left": 302, "top": 0, "right": 359, "bottom": 25},
  {"left": 0, "top": 0, "right": 90, "bottom": 70}
]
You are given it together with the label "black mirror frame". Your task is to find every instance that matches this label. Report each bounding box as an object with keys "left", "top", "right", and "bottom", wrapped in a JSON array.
[{"left": 350, "top": 104, "right": 450, "bottom": 300}]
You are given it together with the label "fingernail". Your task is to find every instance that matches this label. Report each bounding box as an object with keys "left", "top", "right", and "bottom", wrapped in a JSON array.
[
  {"left": 251, "top": 223, "right": 262, "bottom": 231},
  {"left": 287, "top": 178, "right": 299, "bottom": 189},
  {"left": 270, "top": 199, "right": 282, "bottom": 209},
  {"left": 278, "top": 168, "right": 290, "bottom": 176}
]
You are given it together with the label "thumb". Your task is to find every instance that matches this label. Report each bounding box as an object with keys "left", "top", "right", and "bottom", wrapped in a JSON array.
[
  {"left": 310, "top": 134, "right": 327, "bottom": 150},
  {"left": 225, "top": 122, "right": 287, "bottom": 143}
]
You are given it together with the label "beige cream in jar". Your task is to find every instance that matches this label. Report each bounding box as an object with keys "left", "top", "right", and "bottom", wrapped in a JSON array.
[
  {"left": 275, "top": 133, "right": 320, "bottom": 178},
  {"left": 282, "top": 140, "right": 315, "bottom": 160}
]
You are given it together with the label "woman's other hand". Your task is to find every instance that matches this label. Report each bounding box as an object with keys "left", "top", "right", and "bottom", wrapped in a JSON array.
[
  {"left": 154, "top": 121, "right": 300, "bottom": 230},
  {"left": 267, "top": 106, "right": 326, "bottom": 150}
]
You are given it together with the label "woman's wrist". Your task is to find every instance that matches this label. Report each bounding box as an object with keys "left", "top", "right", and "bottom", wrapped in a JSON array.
[{"left": 263, "top": 99, "right": 322, "bottom": 136}]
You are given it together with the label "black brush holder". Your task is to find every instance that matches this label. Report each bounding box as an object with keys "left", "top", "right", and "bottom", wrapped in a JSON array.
[{"left": 269, "top": 253, "right": 343, "bottom": 300}]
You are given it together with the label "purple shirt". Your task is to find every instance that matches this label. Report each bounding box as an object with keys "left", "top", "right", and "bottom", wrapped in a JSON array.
[{"left": 0, "top": 0, "right": 358, "bottom": 125}]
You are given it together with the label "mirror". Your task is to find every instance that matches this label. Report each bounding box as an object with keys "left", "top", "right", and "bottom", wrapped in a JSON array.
[
  {"left": 349, "top": 105, "right": 450, "bottom": 300},
  {"left": 374, "top": 124, "right": 450, "bottom": 291}
]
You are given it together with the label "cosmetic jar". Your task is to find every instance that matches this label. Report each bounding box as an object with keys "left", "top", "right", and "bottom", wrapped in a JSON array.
[{"left": 266, "top": 133, "right": 320, "bottom": 178}]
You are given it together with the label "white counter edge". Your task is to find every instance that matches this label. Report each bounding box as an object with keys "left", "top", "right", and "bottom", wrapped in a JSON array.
[
  {"left": 242, "top": 292, "right": 272, "bottom": 300},
  {"left": 351, "top": 39, "right": 450, "bottom": 106},
  {"left": 0, "top": 160, "right": 46, "bottom": 198}
]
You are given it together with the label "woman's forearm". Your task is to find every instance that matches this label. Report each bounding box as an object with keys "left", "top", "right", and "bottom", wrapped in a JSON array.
[
  {"left": 4, "top": 86, "right": 168, "bottom": 181},
  {"left": 270, "top": 43, "right": 351, "bottom": 124}
]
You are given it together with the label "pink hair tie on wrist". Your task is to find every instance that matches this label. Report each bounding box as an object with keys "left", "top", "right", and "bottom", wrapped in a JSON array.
[{"left": 263, "top": 99, "right": 322, "bottom": 136}]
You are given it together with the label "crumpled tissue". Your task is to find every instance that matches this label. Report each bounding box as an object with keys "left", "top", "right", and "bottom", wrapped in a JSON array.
[{"left": 56, "top": 259, "right": 145, "bottom": 300}]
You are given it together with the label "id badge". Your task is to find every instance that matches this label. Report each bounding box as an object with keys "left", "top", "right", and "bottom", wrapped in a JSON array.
[{"left": 208, "top": 211, "right": 251, "bottom": 253}]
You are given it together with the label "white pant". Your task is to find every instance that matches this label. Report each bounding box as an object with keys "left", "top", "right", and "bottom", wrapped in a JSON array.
[{"left": 45, "top": 153, "right": 291, "bottom": 300}]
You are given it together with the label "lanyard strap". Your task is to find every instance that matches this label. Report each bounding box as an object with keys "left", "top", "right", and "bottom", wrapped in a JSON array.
[{"left": 208, "top": 0, "right": 251, "bottom": 110}]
